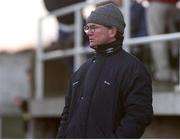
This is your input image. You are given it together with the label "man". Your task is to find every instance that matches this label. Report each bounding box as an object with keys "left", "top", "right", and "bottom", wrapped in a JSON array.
[
  {"left": 43, "top": 0, "right": 85, "bottom": 46},
  {"left": 57, "top": 3, "right": 153, "bottom": 138},
  {"left": 43, "top": 0, "right": 87, "bottom": 73},
  {"left": 146, "top": 0, "right": 179, "bottom": 82}
]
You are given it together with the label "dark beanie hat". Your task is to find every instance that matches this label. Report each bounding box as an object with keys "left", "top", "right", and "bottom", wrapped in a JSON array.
[{"left": 86, "top": 3, "right": 126, "bottom": 34}]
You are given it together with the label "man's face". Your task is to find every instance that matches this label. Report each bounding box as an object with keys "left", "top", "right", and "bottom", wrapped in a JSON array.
[{"left": 84, "top": 23, "right": 116, "bottom": 48}]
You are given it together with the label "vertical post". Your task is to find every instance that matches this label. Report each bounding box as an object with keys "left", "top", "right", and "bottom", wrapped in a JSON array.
[
  {"left": 28, "top": 119, "right": 35, "bottom": 138},
  {"left": 175, "top": 46, "right": 180, "bottom": 92},
  {"left": 35, "top": 18, "right": 44, "bottom": 100},
  {"left": 74, "top": 10, "right": 84, "bottom": 71},
  {"left": 179, "top": 46, "right": 180, "bottom": 91},
  {"left": 0, "top": 117, "right": 2, "bottom": 138},
  {"left": 123, "top": 0, "right": 131, "bottom": 52}
]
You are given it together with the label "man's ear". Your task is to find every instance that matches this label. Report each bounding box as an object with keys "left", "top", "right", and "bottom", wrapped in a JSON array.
[{"left": 109, "top": 27, "right": 117, "bottom": 38}]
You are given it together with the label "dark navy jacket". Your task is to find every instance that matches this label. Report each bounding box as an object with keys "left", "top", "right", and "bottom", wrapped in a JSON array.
[{"left": 57, "top": 41, "right": 153, "bottom": 138}]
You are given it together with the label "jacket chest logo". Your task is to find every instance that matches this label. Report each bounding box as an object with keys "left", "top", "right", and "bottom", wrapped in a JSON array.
[
  {"left": 104, "top": 80, "right": 111, "bottom": 86},
  {"left": 72, "top": 81, "right": 79, "bottom": 86}
]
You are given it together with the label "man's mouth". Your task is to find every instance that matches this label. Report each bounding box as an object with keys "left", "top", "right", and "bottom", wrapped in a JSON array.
[{"left": 89, "top": 39, "right": 94, "bottom": 42}]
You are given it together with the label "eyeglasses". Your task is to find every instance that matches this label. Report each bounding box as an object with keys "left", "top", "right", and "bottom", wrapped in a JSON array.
[
  {"left": 84, "top": 25, "right": 113, "bottom": 33},
  {"left": 84, "top": 25, "right": 101, "bottom": 33}
]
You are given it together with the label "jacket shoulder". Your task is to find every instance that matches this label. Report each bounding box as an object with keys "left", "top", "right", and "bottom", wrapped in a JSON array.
[{"left": 117, "top": 50, "right": 151, "bottom": 76}]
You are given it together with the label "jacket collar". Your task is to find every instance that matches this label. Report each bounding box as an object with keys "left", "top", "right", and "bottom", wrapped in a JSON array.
[{"left": 93, "top": 40, "right": 122, "bottom": 55}]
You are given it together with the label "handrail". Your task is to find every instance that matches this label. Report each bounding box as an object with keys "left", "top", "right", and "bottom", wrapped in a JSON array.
[
  {"left": 43, "top": 47, "right": 91, "bottom": 60},
  {"left": 125, "top": 32, "right": 180, "bottom": 45},
  {"left": 40, "top": 0, "right": 110, "bottom": 20},
  {"left": 41, "top": 2, "right": 86, "bottom": 20},
  {"left": 42, "top": 32, "right": 180, "bottom": 60}
]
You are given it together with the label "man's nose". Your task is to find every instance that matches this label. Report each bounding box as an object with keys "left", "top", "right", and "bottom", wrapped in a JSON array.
[{"left": 86, "top": 30, "right": 93, "bottom": 36}]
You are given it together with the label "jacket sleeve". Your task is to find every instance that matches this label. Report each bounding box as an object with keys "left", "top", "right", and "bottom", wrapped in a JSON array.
[
  {"left": 114, "top": 68, "right": 153, "bottom": 138},
  {"left": 56, "top": 80, "right": 72, "bottom": 138}
]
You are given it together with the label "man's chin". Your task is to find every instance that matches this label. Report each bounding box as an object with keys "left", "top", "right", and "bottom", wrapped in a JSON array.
[{"left": 90, "top": 45, "right": 97, "bottom": 49}]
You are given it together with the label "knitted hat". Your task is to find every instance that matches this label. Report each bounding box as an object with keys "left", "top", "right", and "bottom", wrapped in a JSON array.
[{"left": 86, "top": 3, "right": 126, "bottom": 34}]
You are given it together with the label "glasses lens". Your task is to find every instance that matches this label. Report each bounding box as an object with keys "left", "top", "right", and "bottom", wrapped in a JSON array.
[
  {"left": 84, "top": 25, "right": 97, "bottom": 33},
  {"left": 84, "top": 25, "right": 89, "bottom": 33}
]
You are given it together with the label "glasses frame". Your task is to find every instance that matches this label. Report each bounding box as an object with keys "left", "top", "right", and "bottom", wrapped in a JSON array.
[{"left": 84, "top": 24, "right": 112, "bottom": 33}]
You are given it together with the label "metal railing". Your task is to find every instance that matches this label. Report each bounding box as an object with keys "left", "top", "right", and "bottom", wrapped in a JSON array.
[{"left": 36, "top": 0, "right": 180, "bottom": 99}]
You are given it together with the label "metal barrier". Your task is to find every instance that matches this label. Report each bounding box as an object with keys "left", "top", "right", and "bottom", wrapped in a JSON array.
[{"left": 36, "top": 0, "right": 180, "bottom": 99}]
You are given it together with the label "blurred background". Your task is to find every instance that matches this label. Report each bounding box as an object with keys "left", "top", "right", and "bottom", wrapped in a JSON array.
[{"left": 0, "top": 0, "right": 180, "bottom": 138}]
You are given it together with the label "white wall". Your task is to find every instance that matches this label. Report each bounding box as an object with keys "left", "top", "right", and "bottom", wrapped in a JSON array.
[{"left": 0, "top": 53, "right": 32, "bottom": 104}]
